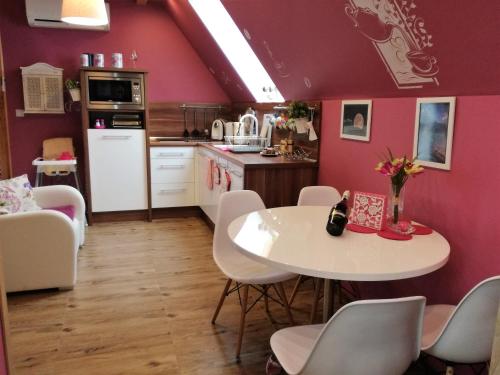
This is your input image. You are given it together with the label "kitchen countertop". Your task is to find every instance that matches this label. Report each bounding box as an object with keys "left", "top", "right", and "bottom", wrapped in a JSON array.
[{"left": 149, "top": 139, "right": 317, "bottom": 169}]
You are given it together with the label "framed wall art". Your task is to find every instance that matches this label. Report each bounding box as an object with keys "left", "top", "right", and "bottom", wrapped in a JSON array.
[
  {"left": 413, "top": 97, "right": 456, "bottom": 170},
  {"left": 348, "top": 191, "right": 387, "bottom": 231},
  {"left": 340, "top": 99, "right": 372, "bottom": 141}
]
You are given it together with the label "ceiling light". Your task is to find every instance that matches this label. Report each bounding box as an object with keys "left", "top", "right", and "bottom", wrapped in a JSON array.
[
  {"left": 189, "top": 0, "right": 284, "bottom": 103},
  {"left": 61, "top": 0, "right": 108, "bottom": 26}
]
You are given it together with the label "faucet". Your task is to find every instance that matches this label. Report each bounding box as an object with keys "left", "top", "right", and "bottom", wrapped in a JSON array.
[{"left": 239, "top": 114, "right": 259, "bottom": 137}]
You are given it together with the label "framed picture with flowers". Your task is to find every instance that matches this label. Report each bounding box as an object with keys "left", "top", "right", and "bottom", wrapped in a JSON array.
[
  {"left": 413, "top": 97, "right": 456, "bottom": 170},
  {"left": 340, "top": 100, "right": 372, "bottom": 141}
]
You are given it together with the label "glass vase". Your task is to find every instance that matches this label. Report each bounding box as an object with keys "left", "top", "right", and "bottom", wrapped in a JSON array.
[{"left": 387, "top": 184, "right": 414, "bottom": 234}]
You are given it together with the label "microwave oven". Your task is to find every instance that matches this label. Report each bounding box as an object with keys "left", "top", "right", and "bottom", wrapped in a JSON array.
[{"left": 86, "top": 71, "right": 145, "bottom": 110}]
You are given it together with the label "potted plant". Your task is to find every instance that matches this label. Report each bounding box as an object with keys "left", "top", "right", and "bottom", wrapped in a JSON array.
[
  {"left": 287, "top": 101, "right": 309, "bottom": 131},
  {"left": 65, "top": 79, "right": 80, "bottom": 102}
]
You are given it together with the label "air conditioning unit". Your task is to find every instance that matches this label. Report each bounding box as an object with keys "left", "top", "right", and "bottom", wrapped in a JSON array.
[{"left": 25, "top": 0, "right": 110, "bottom": 31}]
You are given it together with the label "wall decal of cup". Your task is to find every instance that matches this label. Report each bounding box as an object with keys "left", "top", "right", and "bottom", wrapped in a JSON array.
[{"left": 345, "top": 0, "right": 439, "bottom": 89}]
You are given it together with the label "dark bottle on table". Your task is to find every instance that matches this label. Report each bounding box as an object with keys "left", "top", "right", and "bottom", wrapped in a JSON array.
[{"left": 326, "top": 190, "right": 350, "bottom": 237}]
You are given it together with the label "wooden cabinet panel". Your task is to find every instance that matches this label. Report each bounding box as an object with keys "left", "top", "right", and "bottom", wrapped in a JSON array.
[{"left": 244, "top": 166, "right": 318, "bottom": 208}]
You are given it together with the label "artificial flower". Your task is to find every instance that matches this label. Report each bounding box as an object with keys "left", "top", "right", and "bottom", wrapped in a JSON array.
[{"left": 375, "top": 148, "right": 424, "bottom": 224}]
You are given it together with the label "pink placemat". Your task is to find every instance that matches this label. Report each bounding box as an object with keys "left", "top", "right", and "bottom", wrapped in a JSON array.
[
  {"left": 346, "top": 223, "right": 378, "bottom": 234},
  {"left": 377, "top": 229, "right": 412, "bottom": 241},
  {"left": 413, "top": 224, "right": 433, "bottom": 235}
]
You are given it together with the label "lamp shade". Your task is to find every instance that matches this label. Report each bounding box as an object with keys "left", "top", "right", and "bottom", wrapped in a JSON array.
[{"left": 61, "top": 0, "right": 108, "bottom": 26}]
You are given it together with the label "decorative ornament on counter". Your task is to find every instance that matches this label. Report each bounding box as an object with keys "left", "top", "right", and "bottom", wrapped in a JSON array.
[
  {"left": 326, "top": 190, "right": 350, "bottom": 237},
  {"left": 348, "top": 191, "right": 387, "bottom": 231},
  {"left": 130, "top": 50, "right": 138, "bottom": 68},
  {"left": 375, "top": 148, "right": 424, "bottom": 235}
]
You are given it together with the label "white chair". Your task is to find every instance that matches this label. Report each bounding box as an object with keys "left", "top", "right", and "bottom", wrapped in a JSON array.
[
  {"left": 211, "top": 190, "right": 296, "bottom": 359},
  {"left": 289, "top": 186, "right": 342, "bottom": 322},
  {"left": 0, "top": 185, "right": 85, "bottom": 292},
  {"left": 297, "top": 185, "right": 341, "bottom": 207},
  {"left": 421, "top": 276, "right": 500, "bottom": 374},
  {"left": 271, "top": 296, "right": 426, "bottom": 375}
]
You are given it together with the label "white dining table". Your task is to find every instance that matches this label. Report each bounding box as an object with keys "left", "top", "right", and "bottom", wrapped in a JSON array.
[{"left": 227, "top": 206, "right": 450, "bottom": 322}]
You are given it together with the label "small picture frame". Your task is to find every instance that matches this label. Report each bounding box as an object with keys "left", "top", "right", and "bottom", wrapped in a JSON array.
[
  {"left": 340, "top": 100, "right": 372, "bottom": 141},
  {"left": 348, "top": 191, "right": 387, "bottom": 231},
  {"left": 413, "top": 97, "right": 456, "bottom": 170}
]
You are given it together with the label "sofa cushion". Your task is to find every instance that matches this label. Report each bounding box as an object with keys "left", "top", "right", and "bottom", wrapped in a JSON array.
[
  {"left": 0, "top": 174, "right": 41, "bottom": 214},
  {"left": 43, "top": 205, "right": 76, "bottom": 220}
]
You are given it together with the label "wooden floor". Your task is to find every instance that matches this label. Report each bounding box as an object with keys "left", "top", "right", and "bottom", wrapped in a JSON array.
[{"left": 7, "top": 218, "right": 431, "bottom": 374}]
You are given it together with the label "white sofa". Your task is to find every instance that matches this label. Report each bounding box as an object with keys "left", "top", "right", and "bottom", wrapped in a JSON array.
[{"left": 0, "top": 185, "right": 85, "bottom": 292}]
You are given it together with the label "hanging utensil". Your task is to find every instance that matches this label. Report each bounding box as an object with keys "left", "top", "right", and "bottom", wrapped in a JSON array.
[
  {"left": 203, "top": 109, "right": 209, "bottom": 138},
  {"left": 191, "top": 109, "right": 200, "bottom": 138},
  {"left": 182, "top": 107, "right": 189, "bottom": 138}
]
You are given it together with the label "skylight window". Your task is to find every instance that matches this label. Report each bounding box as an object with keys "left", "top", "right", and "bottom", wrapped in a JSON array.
[{"left": 189, "top": 0, "right": 284, "bottom": 103}]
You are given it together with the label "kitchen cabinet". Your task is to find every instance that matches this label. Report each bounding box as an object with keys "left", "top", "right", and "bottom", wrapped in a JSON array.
[
  {"left": 88, "top": 129, "right": 148, "bottom": 212},
  {"left": 147, "top": 142, "right": 318, "bottom": 223},
  {"left": 21, "top": 62, "right": 64, "bottom": 114},
  {"left": 197, "top": 147, "right": 244, "bottom": 223},
  {"left": 150, "top": 147, "right": 196, "bottom": 208}
]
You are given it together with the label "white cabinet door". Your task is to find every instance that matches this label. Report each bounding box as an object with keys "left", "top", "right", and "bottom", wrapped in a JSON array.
[
  {"left": 197, "top": 149, "right": 218, "bottom": 223},
  {"left": 88, "top": 129, "right": 147, "bottom": 212}
]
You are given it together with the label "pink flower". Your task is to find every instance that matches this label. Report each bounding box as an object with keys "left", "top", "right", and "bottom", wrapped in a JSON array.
[{"left": 376, "top": 161, "right": 397, "bottom": 176}]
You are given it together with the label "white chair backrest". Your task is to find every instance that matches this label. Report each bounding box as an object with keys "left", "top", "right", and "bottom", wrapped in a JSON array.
[
  {"left": 426, "top": 275, "right": 500, "bottom": 363},
  {"left": 299, "top": 296, "right": 426, "bottom": 375},
  {"left": 213, "top": 190, "right": 265, "bottom": 260},
  {"left": 297, "top": 186, "right": 341, "bottom": 207}
]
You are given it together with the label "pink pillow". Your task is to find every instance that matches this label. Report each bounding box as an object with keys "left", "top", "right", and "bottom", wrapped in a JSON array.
[{"left": 43, "top": 205, "right": 75, "bottom": 220}]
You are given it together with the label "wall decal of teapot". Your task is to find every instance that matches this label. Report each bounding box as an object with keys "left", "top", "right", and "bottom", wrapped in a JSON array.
[{"left": 345, "top": 0, "right": 439, "bottom": 89}]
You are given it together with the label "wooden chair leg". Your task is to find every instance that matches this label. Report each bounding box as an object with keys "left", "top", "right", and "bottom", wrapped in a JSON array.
[
  {"left": 310, "top": 277, "right": 322, "bottom": 324},
  {"left": 288, "top": 275, "right": 303, "bottom": 306},
  {"left": 211, "top": 278, "right": 232, "bottom": 324},
  {"left": 276, "top": 282, "right": 295, "bottom": 325},
  {"left": 264, "top": 285, "right": 270, "bottom": 313},
  {"left": 236, "top": 284, "right": 249, "bottom": 360}
]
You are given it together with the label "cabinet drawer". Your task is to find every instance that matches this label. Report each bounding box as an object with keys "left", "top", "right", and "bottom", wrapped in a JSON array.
[
  {"left": 150, "top": 158, "right": 194, "bottom": 183},
  {"left": 150, "top": 147, "right": 194, "bottom": 159},
  {"left": 151, "top": 183, "right": 195, "bottom": 208}
]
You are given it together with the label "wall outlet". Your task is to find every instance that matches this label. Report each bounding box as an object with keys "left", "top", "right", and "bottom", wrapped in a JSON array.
[{"left": 15, "top": 109, "right": 25, "bottom": 117}]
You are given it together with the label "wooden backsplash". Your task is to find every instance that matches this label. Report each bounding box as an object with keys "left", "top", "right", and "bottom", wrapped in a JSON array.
[
  {"left": 148, "top": 102, "right": 232, "bottom": 137},
  {"left": 148, "top": 101, "right": 322, "bottom": 161}
]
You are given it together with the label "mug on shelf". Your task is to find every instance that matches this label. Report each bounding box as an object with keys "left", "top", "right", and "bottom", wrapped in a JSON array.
[
  {"left": 111, "top": 53, "right": 123, "bottom": 68},
  {"left": 94, "top": 53, "right": 104, "bottom": 67}
]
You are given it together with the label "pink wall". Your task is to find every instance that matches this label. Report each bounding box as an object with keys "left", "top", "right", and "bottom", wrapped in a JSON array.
[
  {"left": 319, "top": 96, "right": 500, "bottom": 304},
  {"left": 0, "top": 1, "right": 229, "bottom": 178},
  {"left": 167, "top": 0, "right": 500, "bottom": 102}
]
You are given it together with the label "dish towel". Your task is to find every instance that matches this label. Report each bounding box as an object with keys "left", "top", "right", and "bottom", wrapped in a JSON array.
[
  {"left": 222, "top": 169, "right": 231, "bottom": 192},
  {"left": 206, "top": 157, "right": 214, "bottom": 190},
  {"left": 213, "top": 164, "right": 221, "bottom": 185}
]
